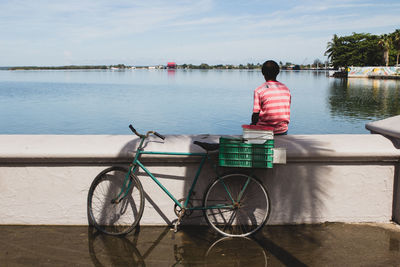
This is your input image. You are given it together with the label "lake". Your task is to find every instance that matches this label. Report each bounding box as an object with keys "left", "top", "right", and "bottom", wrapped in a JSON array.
[{"left": 0, "top": 69, "right": 399, "bottom": 135}]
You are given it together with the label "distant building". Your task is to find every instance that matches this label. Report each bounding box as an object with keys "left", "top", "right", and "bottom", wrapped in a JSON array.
[{"left": 167, "top": 62, "right": 176, "bottom": 69}]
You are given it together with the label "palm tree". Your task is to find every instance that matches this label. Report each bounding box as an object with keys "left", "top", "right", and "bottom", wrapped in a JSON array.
[
  {"left": 324, "top": 34, "right": 339, "bottom": 61},
  {"left": 378, "top": 34, "right": 392, "bottom": 66},
  {"left": 393, "top": 29, "right": 400, "bottom": 66}
]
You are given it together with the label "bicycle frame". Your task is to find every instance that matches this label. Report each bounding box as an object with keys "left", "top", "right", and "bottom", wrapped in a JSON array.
[{"left": 115, "top": 134, "right": 237, "bottom": 211}]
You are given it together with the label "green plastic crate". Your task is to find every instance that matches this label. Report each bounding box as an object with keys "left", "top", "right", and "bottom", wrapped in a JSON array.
[{"left": 218, "top": 137, "right": 274, "bottom": 168}]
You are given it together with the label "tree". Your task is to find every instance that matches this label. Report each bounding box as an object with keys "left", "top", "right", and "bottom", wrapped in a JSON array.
[
  {"left": 392, "top": 29, "right": 400, "bottom": 66},
  {"left": 247, "top": 63, "right": 256, "bottom": 69},
  {"left": 325, "top": 33, "right": 382, "bottom": 68},
  {"left": 324, "top": 34, "right": 339, "bottom": 62},
  {"left": 378, "top": 34, "right": 392, "bottom": 66},
  {"left": 313, "top": 59, "right": 323, "bottom": 68},
  {"left": 198, "top": 63, "right": 210, "bottom": 69}
]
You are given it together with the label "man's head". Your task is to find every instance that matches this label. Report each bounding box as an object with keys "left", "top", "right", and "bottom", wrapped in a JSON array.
[{"left": 261, "top": 60, "right": 280, "bottom": 81}]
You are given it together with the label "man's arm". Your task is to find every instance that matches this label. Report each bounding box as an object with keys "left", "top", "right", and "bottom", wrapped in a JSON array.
[
  {"left": 251, "top": 112, "right": 260, "bottom": 125},
  {"left": 252, "top": 88, "right": 261, "bottom": 125}
]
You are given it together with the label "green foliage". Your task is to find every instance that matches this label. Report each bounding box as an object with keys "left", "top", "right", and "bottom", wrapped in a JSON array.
[
  {"left": 198, "top": 63, "right": 211, "bottom": 69},
  {"left": 246, "top": 63, "right": 256, "bottom": 69},
  {"left": 325, "top": 33, "right": 382, "bottom": 68},
  {"left": 378, "top": 34, "right": 392, "bottom": 66},
  {"left": 389, "top": 29, "right": 400, "bottom": 65},
  {"left": 110, "top": 64, "right": 127, "bottom": 68},
  {"left": 326, "top": 30, "right": 400, "bottom": 68},
  {"left": 176, "top": 63, "right": 262, "bottom": 70},
  {"left": 9, "top": 65, "right": 108, "bottom": 70}
]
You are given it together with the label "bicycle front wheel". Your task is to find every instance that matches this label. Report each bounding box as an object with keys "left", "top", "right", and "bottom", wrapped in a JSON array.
[
  {"left": 87, "top": 166, "right": 144, "bottom": 236},
  {"left": 203, "top": 173, "right": 270, "bottom": 237}
]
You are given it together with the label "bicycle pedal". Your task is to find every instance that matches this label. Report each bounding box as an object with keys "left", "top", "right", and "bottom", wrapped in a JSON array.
[{"left": 174, "top": 221, "right": 179, "bottom": 233}]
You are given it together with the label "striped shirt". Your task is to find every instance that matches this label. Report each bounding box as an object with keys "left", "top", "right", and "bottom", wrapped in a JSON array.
[{"left": 253, "top": 81, "right": 291, "bottom": 134}]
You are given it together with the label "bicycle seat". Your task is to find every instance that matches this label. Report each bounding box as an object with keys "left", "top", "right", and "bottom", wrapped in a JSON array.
[{"left": 193, "top": 141, "right": 219, "bottom": 152}]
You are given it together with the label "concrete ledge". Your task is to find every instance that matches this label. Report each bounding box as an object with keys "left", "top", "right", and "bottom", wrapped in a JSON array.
[
  {"left": 276, "top": 134, "right": 400, "bottom": 162},
  {"left": 1, "top": 134, "right": 399, "bottom": 164},
  {"left": 0, "top": 134, "right": 399, "bottom": 226},
  {"left": 366, "top": 115, "right": 400, "bottom": 149}
]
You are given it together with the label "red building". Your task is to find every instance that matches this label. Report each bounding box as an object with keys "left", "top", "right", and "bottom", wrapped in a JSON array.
[{"left": 167, "top": 62, "right": 176, "bottom": 69}]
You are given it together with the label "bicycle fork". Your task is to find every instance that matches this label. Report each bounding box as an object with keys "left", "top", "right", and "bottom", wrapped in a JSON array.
[
  {"left": 112, "top": 165, "right": 137, "bottom": 204},
  {"left": 112, "top": 139, "right": 146, "bottom": 204}
]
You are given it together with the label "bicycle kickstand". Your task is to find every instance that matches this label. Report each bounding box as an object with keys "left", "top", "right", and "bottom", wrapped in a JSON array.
[{"left": 174, "top": 209, "right": 185, "bottom": 233}]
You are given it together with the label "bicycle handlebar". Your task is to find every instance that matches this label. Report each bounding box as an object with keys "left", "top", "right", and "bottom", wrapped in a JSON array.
[
  {"left": 153, "top": 131, "right": 165, "bottom": 140},
  {"left": 129, "top": 124, "right": 165, "bottom": 140},
  {"left": 129, "top": 124, "right": 138, "bottom": 134}
]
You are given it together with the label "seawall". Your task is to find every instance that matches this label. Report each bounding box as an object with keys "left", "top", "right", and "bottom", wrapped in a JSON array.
[
  {"left": 0, "top": 134, "right": 399, "bottom": 225},
  {"left": 348, "top": 66, "right": 400, "bottom": 78}
]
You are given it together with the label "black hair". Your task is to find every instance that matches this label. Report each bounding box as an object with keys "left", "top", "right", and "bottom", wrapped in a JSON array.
[{"left": 261, "top": 60, "right": 280, "bottom": 80}]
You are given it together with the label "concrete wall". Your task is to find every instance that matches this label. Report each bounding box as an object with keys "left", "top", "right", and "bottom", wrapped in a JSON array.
[
  {"left": 395, "top": 165, "right": 400, "bottom": 223},
  {"left": 348, "top": 66, "right": 400, "bottom": 78},
  {"left": 0, "top": 134, "right": 399, "bottom": 225}
]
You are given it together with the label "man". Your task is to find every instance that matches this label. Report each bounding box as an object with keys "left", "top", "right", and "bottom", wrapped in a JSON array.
[{"left": 251, "top": 60, "right": 291, "bottom": 135}]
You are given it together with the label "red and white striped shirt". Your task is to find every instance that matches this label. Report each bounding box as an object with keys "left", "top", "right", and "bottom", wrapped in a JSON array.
[{"left": 253, "top": 81, "right": 291, "bottom": 134}]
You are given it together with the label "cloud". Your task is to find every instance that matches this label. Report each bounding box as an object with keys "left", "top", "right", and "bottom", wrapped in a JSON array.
[
  {"left": 1, "top": 0, "right": 399, "bottom": 65},
  {"left": 0, "top": 0, "right": 214, "bottom": 39}
]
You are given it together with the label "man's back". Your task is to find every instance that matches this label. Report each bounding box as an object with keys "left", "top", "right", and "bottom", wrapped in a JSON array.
[{"left": 253, "top": 81, "right": 291, "bottom": 134}]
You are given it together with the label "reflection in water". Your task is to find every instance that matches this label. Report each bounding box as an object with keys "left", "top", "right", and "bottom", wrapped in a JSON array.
[
  {"left": 87, "top": 226, "right": 270, "bottom": 266},
  {"left": 88, "top": 227, "right": 146, "bottom": 266},
  {"left": 167, "top": 69, "right": 176, "bottom": 78},
  {"left": 1, "top": 224, "right": 398, "bottom": 265},
  {"left": 205, "top": 237, "right": 268, "bottom": 266},
  {"left": 329, "top": 78, "right": 400, "bottom": 120},
  {"left": 87, "top": 223, "right": 400, "bottom": 266}
]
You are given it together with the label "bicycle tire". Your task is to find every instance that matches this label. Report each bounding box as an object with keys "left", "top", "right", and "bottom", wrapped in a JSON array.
[
  {"left": 203, "top": 173, "right": 270, "bottom": 237},
  {"left": 87, "top": 166, "right": 145, "bottom": 236}
]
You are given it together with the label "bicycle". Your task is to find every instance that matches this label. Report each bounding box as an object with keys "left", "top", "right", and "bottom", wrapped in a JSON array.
[{"left": 87, "top": 124, "right": 271, "bottom": 237}]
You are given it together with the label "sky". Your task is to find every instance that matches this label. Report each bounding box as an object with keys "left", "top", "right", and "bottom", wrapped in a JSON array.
[{"left": 1, "top": 0, "right": 400, "bottom": 66}]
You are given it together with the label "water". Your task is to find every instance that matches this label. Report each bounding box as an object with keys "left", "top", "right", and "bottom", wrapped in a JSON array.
[
  {"left": 0, "top": 69, "right": 399, "bottom": 135},
  {"left": 1, "top": 224, "right": 400, "bottom": 266}
]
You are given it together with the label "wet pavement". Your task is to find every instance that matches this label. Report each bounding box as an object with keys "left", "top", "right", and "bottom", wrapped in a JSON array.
[{"left": 1, "top": 223, "right": 400, "bottom": 266}]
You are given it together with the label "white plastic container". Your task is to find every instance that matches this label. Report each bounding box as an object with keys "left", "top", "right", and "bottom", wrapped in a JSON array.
[
  {"left": 272, "top": 148, "right": 286, "bottom": 164},
  {"left": 243, "top": 128, "right": 274, "bottom": 144}
]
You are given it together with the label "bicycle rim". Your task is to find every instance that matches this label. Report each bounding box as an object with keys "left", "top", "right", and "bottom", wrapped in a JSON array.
[
  {"left": 203, "top": 173, "right": 270, "bottom": 237},
  {"left": 88, "top": 167, "right": 144, "bottom": 235}
]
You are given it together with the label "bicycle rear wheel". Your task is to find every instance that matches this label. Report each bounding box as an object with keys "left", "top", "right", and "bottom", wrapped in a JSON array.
[
  {"left": 203, "top": 173, "right": 270, "bottom": 237},
  {"left": 87, "top": 166, "right": 144, "bottom": 235}
]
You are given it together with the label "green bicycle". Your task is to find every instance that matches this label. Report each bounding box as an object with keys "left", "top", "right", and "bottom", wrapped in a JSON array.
[{"left": 87, "top": 124, "right": 271, "bottom": 237}]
